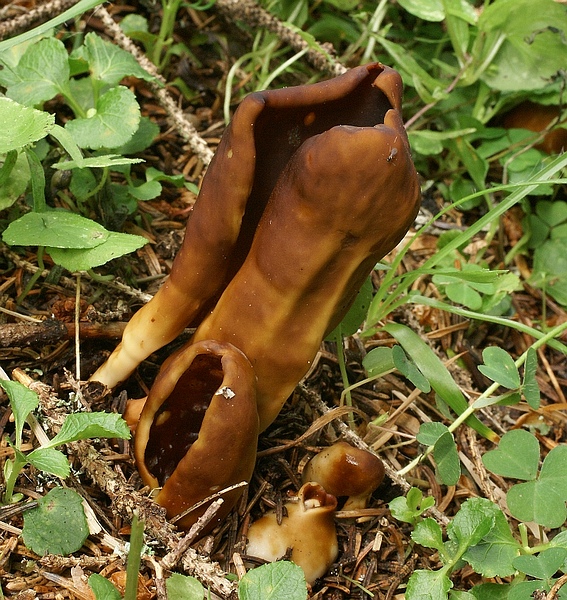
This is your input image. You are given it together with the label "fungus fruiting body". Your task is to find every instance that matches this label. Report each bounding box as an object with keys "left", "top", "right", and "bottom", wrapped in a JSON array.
[{"left": 246, "top": 483, "right": 339, "bottom": 584}]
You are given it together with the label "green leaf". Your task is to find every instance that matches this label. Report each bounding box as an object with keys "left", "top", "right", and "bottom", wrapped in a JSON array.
[
  {"left": 396, "top": 0, "right": 444, "bottom": 21},
  {"left": 128, "top": 179, "right": 162, "bottom": 201},
  {"left": 65, "top": 86, "right": 141, "bottom": 150},
  {"left": 506, "top": 445, "right": 567, "bottom": 528},
  {"left": 362, "top": 347, "right": 395, "bottom": 377},
  {"left": 406, "top": 569, "right": 453, "bottom": 600},
  {"left": 470, "top": 582, "right": 512, "bottom": 600},
  {"left": 83, "top": 32, "right": 154, "bottom": 85},
  {"left": 53, "top": 155, "right": 144, "bottom": 170},
  {"left": 478, "top": 347, "right": 521, "bottom": 389},
  {"left": 482, "top": 430, "right": 539, "bottom": 480},
  {"left": 536, "top": 200, "right": 567, "bottom": 228},
  {"left": 434, "top": 431, "right": 461, "bottom": 487},
  {"left": 392, "top": 345, "right": 431, "bottom": 393},
  {"left": 463, "top": 510, "right": 521, "bottom": 578},
  {"left": 88, "top": 573, "right": 122, "bottom": 600},
  {"left": 531, "top": 238, "right": 567, "bottom": 307},
  {"left": 238, "top": 562, "right": 307, "bottom": 600},
  {"left": 383, "top": 323, "right": 497, "bottom": 441},
  {"left": 522, "top": 347, "right": 540, "bottom": 409},
  {"left": 166, "top": 573, "right": 204, "bottom": 600},
  {"left": 47, "top": 412, "right": 131, "bottom": 448},
  {"left": 48, "top": 231, "right": 148, "bottom": 271},
  {"left": 0, "top": 380, "right": 39, "bottom": 448},
  {"left": 389, "top": 488, "right": 436, "bottom": 525},
  {"left": 117, "top": 116, "right": 160, "bottom": 155},
  {"left": 3, "top": 211, "right": 109, "bottom": 249},
  {"left": 325, "top": 276, "right": 373, "bottom": 339},
  {"left": 444, "top": 282, "right": 482, "bottom": 311},
  {"left": 0, "top": 151, "right": 31, "bottom": 211},
  {"left": 512, "top": 547, "right": 567, "bottom": 580},
  {"left": 448, "top": 498, "right": 500, "bottom": 550},
  {"left": 27, "top": 447, "right": 70, "bottom": 478},
  {"left": 0, "top": 98, "right": 55, "bottom": 153},
  {"left": 412, "top": 518, "right": 446, "bottom": 553},
  {"left": 22, "top": 487, "right": 89, "bottom": 555},
  {"left": 417, "top": 422, "right": 450, "bottom": 447},
  {"left": 0, "top": 37, "right": 70, "bottom": 105}
]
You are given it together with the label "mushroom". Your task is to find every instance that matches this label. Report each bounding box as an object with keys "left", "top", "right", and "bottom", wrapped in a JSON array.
[
  {"left": 302, "top": 441, "right": 385, "bottom": 510},
  {"left": 246, "top": 482, "right": 338, "bottom": 584},
  {"left": 91, "top": 62, "right": 420, "bottom": 395},
  {"left": 134, "top": 339, "right": 259, "bottom": 531}
]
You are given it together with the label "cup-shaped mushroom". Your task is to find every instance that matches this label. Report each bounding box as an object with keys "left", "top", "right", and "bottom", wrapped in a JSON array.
[
  {"left": 302, "top": 441, "right": 385, "bottom": 510},
  {"left": 135, "top": 340, "right": 259, "bottom": 531},
  {"left": 91, "top": 62, "right": 419, "bottom": 390},
  {"left": 246, "top": 483, "right": 338, "bottom": 584},
  {"left": 191, "top": 105, "right": 420, "bottom": 431}
]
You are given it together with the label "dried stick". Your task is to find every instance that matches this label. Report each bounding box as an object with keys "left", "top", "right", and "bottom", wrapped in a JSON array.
[{"left": 215, "top": 0, "right": 347, "bottom": 77}]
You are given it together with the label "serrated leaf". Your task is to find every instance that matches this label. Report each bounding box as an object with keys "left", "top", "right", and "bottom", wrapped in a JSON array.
[
  {"left": 406, "top": 569, "right": 453, "bottom": 600},
  {"left": 0, "top": 37, "right": 69, "bottom": 105},
  {"left": 166, "top": 573, "right": 204, "bottom": 600},
  {"left": 3, "top": 211, "right": 109, "bottom": 249},
  {"left": 88, "top": 573, "right": 122, "bottom": 600},
  {"left": 48, "top": 231, "right": 148, "bottom": 271},
  {"left": 362, "top": 347, "right": 395, "bottom": 377},
  {"left": 392, "top": 345, "right": 431, "bottom": 393},
  {"left": 412, "top": 518, "right": 445, "bottom": 553},
  {"left": 0, "top": 98, "right": 54, "bottom": 153},
  {"left": 47, "top": 412, "right": 130, "bottom": 448},
  {"left": 27, "top": 447, "right": 70, "bottom": 478},
  {"left": 512, "top": 547, "right": 567, "bottom": 580},
  {"left": 65, "top": 86, "right": 141, "bottom": 150},
  {"left": 482, "top": 430, "right": 539, "bottom": 480},
  {"left": 478, "top": 347, "right": 521, "bottom": 389},
  {"left": 463, "top": 510, "right": 521, "bottom": 578},
  {"left": 448, "top": 497, "right": 499, "bottom": 550},
  {"left": 434, "top": 431, "right": 461, "bottom": 486},
  {"left": 522, "top": 347, "right": 540, "bottom": 409},
  {"left": 238, "top": 562, "right": 307, "bottom": 600},
  {"left": 22, "top": 487, "right": 89, "bottom": 555},
  {"left": 0, "top": 380, "right": 39, "bottom": 448},
  {"left": 83, "top": 32, "right": 154, "bottom": 85}
]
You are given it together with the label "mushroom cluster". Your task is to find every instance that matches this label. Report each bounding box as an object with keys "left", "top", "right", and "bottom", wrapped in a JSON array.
[{"left": 91, "top": 63, "right": 420, "bottom": 536}]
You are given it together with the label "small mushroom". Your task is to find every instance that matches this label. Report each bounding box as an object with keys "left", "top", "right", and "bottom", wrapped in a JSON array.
[
  {"left": 135, "top": 339, "right": 259, "bottom": 531},
  {"left": 302, "top": 441, "right": 385, "bottom": 510},
  {"left": 246, "top": 482, "right": 338, "bottom": 584}
]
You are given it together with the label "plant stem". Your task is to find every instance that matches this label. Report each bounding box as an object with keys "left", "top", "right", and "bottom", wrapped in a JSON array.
[
  {"left": 334, "top": 328, "right": 356, "bottom": 429},
  {"left": 17, "top": 247, "right": 46, "bottom": 305},
  {"left": 124, "top": 513, "right": 145, "bottom": 600}
]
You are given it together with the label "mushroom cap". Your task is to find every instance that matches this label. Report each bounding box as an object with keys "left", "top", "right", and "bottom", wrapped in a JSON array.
[
  {"left": 302, "top": 441, "right": 385, "bottom": 503},
  {"left": 246, "top": 482, "right": 338, "bottom": 583}
]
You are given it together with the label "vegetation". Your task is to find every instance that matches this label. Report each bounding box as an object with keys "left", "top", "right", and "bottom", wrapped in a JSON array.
[{"left": 0, "top": 0, "right": 565, "bottom": 598}]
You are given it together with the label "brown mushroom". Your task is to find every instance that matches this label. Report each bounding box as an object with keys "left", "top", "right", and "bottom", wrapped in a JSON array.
[
  {"left": 246, "top": 482, "right": 338, "bottom": 583},
  {"left": 302, "top": 441, "right": 385, "bottom": 510},
  {"left": 134, "top": 339, "right": 259, "bottom": 531},
  {"left": 91, "top": 63, "right": 420, "bottom": 392}
]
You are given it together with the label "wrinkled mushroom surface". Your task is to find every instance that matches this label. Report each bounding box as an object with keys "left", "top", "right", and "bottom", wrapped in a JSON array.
[
  {"left": 91, "top": 63, "right": 420, "bottom": 391},
  {"left": 135, "top": 339, "right": 259, "bottom": 531},
  {"left": 302, "top": 441, "right": 385, "bottom": 510},
  {"left": 246, "top": 482, "right": 338, "bottom": 583}
]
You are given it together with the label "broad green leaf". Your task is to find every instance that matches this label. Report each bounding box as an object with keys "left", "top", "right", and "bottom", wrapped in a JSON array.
[
  {"left": 412, "top": 518, "right": 445, "bottom": 553},
  {"left": 463, "top": 510, "right": 521, "bottom": 578},
  {"left": 383, "top": 323, "right": 497, "bottom": 441},
  {"left": 522, "top": 347, "right": 540, "bottom": 409},
  {"left": 88, "top": 573, "right": 122, "bottom": 600},
  {"left": 389, "top": 489, "right": 436, "bottom": 525},
  {"left": 117, "top": 116, "right": 160, "bottom": 155},
  {"left": 448, "top": 498, "right": 499, "bottom": 550},
  {"left": 0, "top": 98, "right": 55, "bottom": 153},
  {"left": 536, "top": 200, "right": 567, "bottom": 228},
  {"left": 362, "top": 347, "right": 395, "bottom": 377},
  {"left": 3, "top": 211, "right": 109, "bottom": 249},
  {"left": 478, "top": 347, "right": 521, "bottom": 389},
  {"left": 434, "top": 431, "right": 461, "bottom": 486},
  {"left": 508, "top": 581, "right": 557, "bottom": 600},
  {"left": 22, "top": 487, "right": 89, "bottom": 555},
  {"left": 238, "top": 562, "right": 307, "bottom": 600},
  {"left": 478, "top": 0, "right": 567, "bottom": 91},
  {"left": 392, "top": 345, "right": 431, "bottom": 393},
  {"left": 397, "top": 0, "right": 444, "bottom": 21},
  {"left": 406, "top": 569, "right": 453, "bottom": 600},
  {"left": 538, "top": 445, "right": 567, "bottom": 498},
  {"left": 0, "top": 151, "right": 30, "bottom": 210},
  {"left": 48, "top": 231, "right": 148, "bottom": 271},
  {"left": 47, "top": 412, "right": 130, "bottom": 448},
  {"left": 532, "top": 238, "right": 567, "bottom": 307},
  {"left": 70, "top": 168, "right": 98, "bottom": 201},
  {"left": 166, "top": 573, "right": 204, "bottom": 600},
  {"left": 0, "top": 37, "right": 70, "bottom": 105},
  {"left": 471, "top": 582, "right": 512, "bottom": 600},
  {"left": 65, "top": 86, "right": 141, "bottom": 150},
  {"left": 0, "top": 380, "right": 39, "bottom": 448},
  {"left": 83, "top": 32, "right": 154, "bottom": 85},
  {"left": 482, "top": 430, "right": 539, "bottom": 480},
  {"left": 512, "top": 548, "right": 567, "bottom": 580},
  {"left": 417, "top": 422, "right": 449, "bottom": 447},
  {"left": 550, "top": 530, "right": 567, "bottom": 550},
  {"left": 444, "top": 282, "right": 482, "bottom": 310},
  {"left": 128, "top": 179, "right": 162, "bottom": 201},
  {"left": 27, "top": 447, "right": 70, "bottom": 478}
]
